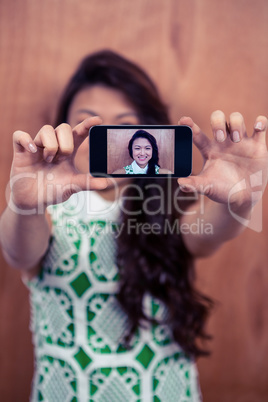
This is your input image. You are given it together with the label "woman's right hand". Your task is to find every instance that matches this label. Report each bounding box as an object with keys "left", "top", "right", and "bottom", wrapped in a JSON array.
[{"left": 8, "top": 116, "right": 108, "bottom": 214}]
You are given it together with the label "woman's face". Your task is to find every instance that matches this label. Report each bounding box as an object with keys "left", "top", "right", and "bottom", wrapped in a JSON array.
[
  {"left": 68, "top": 84, "right": 140, "bottom": 173},
  {"left": 132, "top": 137, "right": 153, "bottom": 168}
]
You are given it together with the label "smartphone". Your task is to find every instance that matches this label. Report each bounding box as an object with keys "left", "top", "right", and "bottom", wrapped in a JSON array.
[{"left": 89, "top": 125, "right": 192, "bottom": 178}]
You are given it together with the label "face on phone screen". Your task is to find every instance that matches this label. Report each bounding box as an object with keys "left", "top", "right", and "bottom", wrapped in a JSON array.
[
  {"left": 90, "top": 125, "right": 192, "bottom": 178},
  {"left": 107, "top": 127, "right": 175, "bottom": 174}
]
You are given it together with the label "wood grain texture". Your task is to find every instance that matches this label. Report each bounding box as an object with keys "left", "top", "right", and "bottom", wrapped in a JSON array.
[{"left": 0, "top": 0, "right": 268, "bottom": 400}]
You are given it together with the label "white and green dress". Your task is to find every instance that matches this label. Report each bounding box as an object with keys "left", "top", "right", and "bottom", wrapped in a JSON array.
[
  {"left": 25, "top": 191, "right": 202, "bottom": 401},
  {"left": 124, "top": 160, "right": 159, "bottom": 174}
]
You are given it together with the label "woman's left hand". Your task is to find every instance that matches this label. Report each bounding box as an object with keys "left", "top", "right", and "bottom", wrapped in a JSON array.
[{"left": 178, "top": 111, "right": 268, "bottom": 213}]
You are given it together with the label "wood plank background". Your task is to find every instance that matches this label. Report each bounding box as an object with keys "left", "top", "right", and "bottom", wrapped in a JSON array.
[{"left": 0, "top": 0, "right": 268, "bottom": 400}]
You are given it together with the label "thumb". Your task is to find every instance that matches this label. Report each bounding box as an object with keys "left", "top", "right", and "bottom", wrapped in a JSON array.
[{"left": 71, "top": 173, "right": 109, "bottom": 193}]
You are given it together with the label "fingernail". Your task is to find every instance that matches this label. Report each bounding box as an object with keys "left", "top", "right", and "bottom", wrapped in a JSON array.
[
  {"left": 232, "top": 130, "right": 240, "bottom": 142},
  {"left": 216, "top": 130, "right": 225, "bottom": 142},
  {"left": 46, "top": 155, "right": 53, "bottom": 163},
  {"left": 254, "top": 121, "right": 263, "bottom": 131},
  {"left": 28, "top": 142, "right": 37, "bottom": 153}
]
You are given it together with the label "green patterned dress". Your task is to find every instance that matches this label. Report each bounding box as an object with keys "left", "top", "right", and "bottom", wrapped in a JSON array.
[
  {"left": 25, "top": 191, "right": 202, "bottom": 402},
  {"left": 124, "top": 163, "right": 159, "bottom": 174}
]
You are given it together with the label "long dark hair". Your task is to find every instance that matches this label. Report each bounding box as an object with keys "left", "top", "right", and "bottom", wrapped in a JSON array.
[
  {"left": 55, "top": 49, "right": 213, "bottom": 357},
  {"left": 55, "top": 50, "right": 169, "bottom": 126},
  {"left": 128, "top": 130, "right": 160, "bottom": 175}
]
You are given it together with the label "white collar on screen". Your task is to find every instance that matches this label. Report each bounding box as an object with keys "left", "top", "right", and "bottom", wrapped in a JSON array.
[{"left": 131, "top": 160, "right": 148, "bottom": 174}]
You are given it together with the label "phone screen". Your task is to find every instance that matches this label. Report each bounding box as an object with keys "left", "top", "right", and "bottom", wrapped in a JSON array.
[{"left": 89, "top": 125, "right": 192, "bottom": 178}]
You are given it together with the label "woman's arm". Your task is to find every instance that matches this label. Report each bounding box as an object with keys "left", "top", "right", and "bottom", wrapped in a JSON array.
[
  {"left": 0, "top": 207, "right": 51, "bottom": 271},
  {"left": 178, "top": 111, "right": 268, "bottom": 257},
  {"left": 180, "top": 197, "right": 252, "bottom": 257},
  {"left": 0, "top": 116, "right": 107, "bottom": 272}
]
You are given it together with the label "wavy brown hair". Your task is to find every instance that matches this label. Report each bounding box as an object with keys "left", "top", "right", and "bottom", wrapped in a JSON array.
[{"left": 55, "top": 49, "right": 213, "bottom": 357}]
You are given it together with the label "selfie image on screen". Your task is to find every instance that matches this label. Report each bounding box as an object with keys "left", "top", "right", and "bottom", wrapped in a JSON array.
[{"left": 107, "top": 128, "right": 175, "bottom": 175}]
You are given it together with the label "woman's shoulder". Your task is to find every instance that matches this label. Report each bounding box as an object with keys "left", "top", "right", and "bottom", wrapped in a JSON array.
[
  {"left": 158, "top": 168, "right": 172, "bottom": 174},
  {"left": 47, "top": 191, "right": 119, "bottom": 225},
  {"left": 123, "top": 164, "right": 133, "bottom": 174},
  {"left": 112, "top": 168, "right": 126, "bottom": 174}
]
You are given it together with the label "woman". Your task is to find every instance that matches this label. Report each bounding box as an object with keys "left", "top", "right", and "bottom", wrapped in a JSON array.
[
  {"left": 0, "top": 50, "right": 267, "bottom": 401},
  {"left": 113, "top": 129, "right": 172, "bottom": 175}
]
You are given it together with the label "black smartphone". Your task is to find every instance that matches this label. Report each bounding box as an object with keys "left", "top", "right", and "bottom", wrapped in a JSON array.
[{"left": 89, "top": 125, "right": 192, "bottom": 178}]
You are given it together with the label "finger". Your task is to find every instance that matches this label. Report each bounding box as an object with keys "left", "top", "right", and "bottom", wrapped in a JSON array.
[
  {"left": 229, "top": 112, "right": 246, "bottom": 143},
  {"left": 72, "top": 173, "right": 109, "bottom": 192},
  {"left": 252, "top": 115, "right": 268, "bottom": 145},
  {"left": 13, "top": 131, "right": 37, "bottom": 154},
  {"left": 72, "top": 116, "right": 102, "bottom": 153},
  {"left": 55, "top": 123, "right": 74, "bottom": 158},
  {"left": 178, "top": 116, "right": 211, "bottom": 154},
  {"left": 34, "top": 125, "right": 59, "bottom": 163},
  {"left": 178, "top": 176, "right": 212, "bottom": 196},
  {"left": 210, "top": 110, "right": 228, "bottom": 143}
]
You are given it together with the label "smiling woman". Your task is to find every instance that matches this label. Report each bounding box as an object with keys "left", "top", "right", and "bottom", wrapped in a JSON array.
[
  {"left": 0, "top": 50, "right": 207, "bottom": 401},
  {"left": 114, "top": 130, "right": 163, "bottom": 175},
  {"left": 0, "top": 48, "right": 267, "bottom": 402},
  {"left": 130, "top": 135, "right": 154, "bottom": 171},
  {"left": 109, "top": 129, "right": 174, "bottom": 174}
]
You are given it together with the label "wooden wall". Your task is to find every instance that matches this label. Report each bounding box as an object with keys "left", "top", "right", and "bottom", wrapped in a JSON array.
[{"left": 0, "top": 0, "right": 268, "bottom": 400}]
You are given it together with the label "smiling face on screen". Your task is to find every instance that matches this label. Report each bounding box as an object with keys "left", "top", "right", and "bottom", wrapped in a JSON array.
[{"left": 132, "top": 137, "right": 153, "bottom": 169}]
